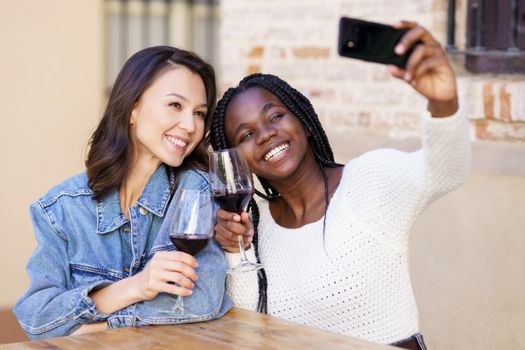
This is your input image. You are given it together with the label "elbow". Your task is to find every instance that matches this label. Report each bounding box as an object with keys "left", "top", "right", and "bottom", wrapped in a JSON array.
[{"left": 13, "top": 299, "right": 79, "bottom": 340}]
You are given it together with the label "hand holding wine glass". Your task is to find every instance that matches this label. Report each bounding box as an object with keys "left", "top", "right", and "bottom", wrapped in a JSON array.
[
  {"left": 168, "top": 189, "right": 214, "bottom": 315},
  {"left": 214, "top": 209, "right": 254, "bottom": 253},
  {"left": 209, "top": 148, "right": 261, "bottom": 274}
]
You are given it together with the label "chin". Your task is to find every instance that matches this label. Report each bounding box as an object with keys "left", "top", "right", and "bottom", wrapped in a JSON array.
[{"left": 162, "top": 156, "right": 185, "bottom": 168}]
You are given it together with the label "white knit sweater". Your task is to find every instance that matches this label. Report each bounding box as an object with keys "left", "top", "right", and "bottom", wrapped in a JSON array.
[{"left": 225, "top": 109, "right": 471, "bottom": 344}]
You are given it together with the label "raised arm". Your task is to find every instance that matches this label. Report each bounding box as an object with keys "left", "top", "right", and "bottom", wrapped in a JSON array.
[{"left": 344, "top": 22, "right": 471, "bottom": 240}]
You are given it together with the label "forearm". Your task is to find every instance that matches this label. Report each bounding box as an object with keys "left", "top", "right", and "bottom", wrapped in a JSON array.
[
  {"left": 405, "top": 105, "right": 471, "bottom": 216},
  {"left": 90, "top": 275, "right": 143, "bottom": 314}
]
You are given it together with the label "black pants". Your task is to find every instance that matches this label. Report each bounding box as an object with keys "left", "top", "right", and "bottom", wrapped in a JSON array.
[{"left": 391, "top": 333, "right": 427, "bottom": 350}]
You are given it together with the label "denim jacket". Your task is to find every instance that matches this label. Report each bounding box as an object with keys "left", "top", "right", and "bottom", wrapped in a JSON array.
[{"left": 14, "top": 165, "right": 232, "bottom": 339}]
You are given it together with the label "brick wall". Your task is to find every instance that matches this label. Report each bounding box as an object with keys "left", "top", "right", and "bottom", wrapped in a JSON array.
[{"left": 218, "top": 0, "right": 525, "bottom": 142}]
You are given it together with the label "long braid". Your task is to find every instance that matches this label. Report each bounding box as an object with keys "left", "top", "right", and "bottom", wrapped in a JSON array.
[
  {"left": 210, "top": 73, "right": 343, "bottom": 314},
  {"left": 248, "top": 199, "right": 268, "bottom": 314}
]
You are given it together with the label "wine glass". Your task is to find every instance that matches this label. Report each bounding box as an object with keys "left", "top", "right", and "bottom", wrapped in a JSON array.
[
  {"left": 208, "top": 148, "right": 262, "bottom": 274},
  {"left": 169, "top": 189, "right": 214, "bottom": 316}
]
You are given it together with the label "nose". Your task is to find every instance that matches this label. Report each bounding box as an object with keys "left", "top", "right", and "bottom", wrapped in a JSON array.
[
  {"left": 255, "top": 124, "right": 277, "bottom": 145},
  {"left": 178, "top": 110, "right": 196, "bottom": 133}
]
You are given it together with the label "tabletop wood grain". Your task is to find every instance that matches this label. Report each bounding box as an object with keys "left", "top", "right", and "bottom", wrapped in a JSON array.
[{"left": 1, "top": 308, "right": 398, "bottom": 350}]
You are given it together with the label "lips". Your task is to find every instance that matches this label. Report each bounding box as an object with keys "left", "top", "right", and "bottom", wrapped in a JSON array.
[{"left": 263, "top": 142, "right": 290, "bottom": 162}]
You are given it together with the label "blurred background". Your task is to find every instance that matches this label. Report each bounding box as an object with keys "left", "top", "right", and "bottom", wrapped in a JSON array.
[{"left": 0, "top": 0, "right": 524, "bottom": 348}]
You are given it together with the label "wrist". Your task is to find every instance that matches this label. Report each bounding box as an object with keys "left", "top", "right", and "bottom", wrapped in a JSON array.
[
  {"left": 427, "top": 97, "right": 459, "bottom": 118},
  {"left": 224, "top": 246, "right": 241, "bottom": 253},
  {"left": 126, "top": 274, "right": 148, "bottom": 302}
]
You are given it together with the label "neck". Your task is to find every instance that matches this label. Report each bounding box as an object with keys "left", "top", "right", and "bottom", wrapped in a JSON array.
[
  {"left": 119, "top": 156, "right": 161, "bottom": 217},
  {"left": 268, "top": 149, "right": 327, "bottom": 226}
]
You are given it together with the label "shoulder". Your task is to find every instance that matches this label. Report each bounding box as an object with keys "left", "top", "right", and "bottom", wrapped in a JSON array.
[
  {"left": 36, "top": 173, "right": 93, "bottom": 209},
  {"left": 343, "top": 148, "right": 410, "bottom": 176},
  {"left": 176, "top": 168, "right": 210, "bottom": 192}
]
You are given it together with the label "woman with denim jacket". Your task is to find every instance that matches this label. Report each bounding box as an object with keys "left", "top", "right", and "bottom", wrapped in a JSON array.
[{"left": 14, "top": 46, "right": 232, "bottom": 339}]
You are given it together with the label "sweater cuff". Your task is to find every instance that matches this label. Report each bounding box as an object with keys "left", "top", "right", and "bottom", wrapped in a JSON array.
[{"left": 224, "top": 246, "right": 258, "bottom": 268}]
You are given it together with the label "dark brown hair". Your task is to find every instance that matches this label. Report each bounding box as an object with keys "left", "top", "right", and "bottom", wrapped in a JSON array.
[{"left": 86, "top": 46, "right": 216, "bottom": 201}]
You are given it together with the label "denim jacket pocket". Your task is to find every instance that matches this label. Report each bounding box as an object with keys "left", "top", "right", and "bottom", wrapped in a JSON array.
[{"left": 70, "top": 263, "right": 124, "bottom": 287}]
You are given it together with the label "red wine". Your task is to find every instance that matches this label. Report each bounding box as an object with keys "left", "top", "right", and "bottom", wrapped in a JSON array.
[
  {"left": 212, "top": 189, "right": 254, "bottom": 213},
  {"left": 170, "top": 235, "right": 211, "bottom": 256}
]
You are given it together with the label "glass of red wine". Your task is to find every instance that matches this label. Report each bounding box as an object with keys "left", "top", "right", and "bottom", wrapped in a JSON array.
[
  {"left": 168, "top": 189, "right": 213, "bottom": 315},
  {"left": 209, "top": 148, "right": 262, "bottom": 274}
]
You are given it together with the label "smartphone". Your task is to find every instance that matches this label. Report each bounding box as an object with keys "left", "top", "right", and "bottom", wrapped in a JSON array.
[{"left": 338, "top": 17, "right": 418, "bottom": 68}]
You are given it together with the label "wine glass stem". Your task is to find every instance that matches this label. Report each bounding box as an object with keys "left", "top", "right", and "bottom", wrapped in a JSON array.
[
  {"left": 173, "top": 295, "right": 184, "bottom": 313},
  {"left": 238, "top": 235, "right": 249, "bottom": 262}
]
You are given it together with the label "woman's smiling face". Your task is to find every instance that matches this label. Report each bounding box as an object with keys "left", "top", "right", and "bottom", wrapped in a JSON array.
[
  {"left": 224, "top": 87, "right": 311, "bottom": 182},
  {"left": 130, "top": 65, "right": 208, "bottom": 168}
]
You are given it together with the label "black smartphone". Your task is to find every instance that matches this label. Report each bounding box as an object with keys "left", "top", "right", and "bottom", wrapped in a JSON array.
[{"left": 338, "top": 17, "right": 418, "bottom": 68}]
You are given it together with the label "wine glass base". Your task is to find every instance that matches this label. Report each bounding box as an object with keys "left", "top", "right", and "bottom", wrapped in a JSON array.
[
  {"left": 171, "top": 307, "right": 199, "bottom": 318},
  {"left": 227, "top": 261, "right": 262, "bottom": 275}
]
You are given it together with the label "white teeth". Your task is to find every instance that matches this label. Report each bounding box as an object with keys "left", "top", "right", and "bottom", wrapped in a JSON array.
[
  {"left": 166, "top": 135, "right": 187, "bottom": 147},
  {"left": 264, "top": 143, "right": 289, "bottom": 161}
]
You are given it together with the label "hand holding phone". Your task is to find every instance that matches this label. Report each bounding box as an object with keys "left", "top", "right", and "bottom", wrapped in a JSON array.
[
  {"left": 338, "top": 17, "right": 419, "bottom": 68},
  {"left": 338, "top": 18, "right": 458, "bottom": 117}
]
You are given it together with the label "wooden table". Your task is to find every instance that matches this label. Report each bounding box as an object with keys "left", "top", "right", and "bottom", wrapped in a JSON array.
[{"left": 1, "top": 308, "right": 397, "bottom": 350}]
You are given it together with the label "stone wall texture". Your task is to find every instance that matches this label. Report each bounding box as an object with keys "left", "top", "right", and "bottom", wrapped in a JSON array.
[{"left": 218, "top": 0, "right": 525, "bottom": 142}]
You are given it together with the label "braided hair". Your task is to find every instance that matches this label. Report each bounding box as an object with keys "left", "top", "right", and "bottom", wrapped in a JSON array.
[{"left": 210, "top": 73, "right": 343, "bottom": 313}]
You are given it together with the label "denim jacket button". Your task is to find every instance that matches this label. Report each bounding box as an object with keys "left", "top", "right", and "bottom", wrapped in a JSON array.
[
  {"left": 123, "top": 266, "right": 130, "bottom": 273},
  {"left": 123, "top": 226, "right": 131, "bottom": 233},
  {"left": 139, "top": 207, "right": 148, "bottom": 216}
]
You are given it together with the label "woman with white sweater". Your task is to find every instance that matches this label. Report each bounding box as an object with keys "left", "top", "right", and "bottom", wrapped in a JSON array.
[{"left": 210, "top": 21, "right": 471, "bottom": 349}]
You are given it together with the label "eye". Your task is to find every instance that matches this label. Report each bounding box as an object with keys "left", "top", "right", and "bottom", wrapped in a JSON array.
[
  {"left": 169, "top": 102, "right": 182, "bottom": 109},
  {"left": 270, "top": 113, "right": 283, "bottom": 122},
  {"left": 239, "top": 131, "right": 254, "bottom": 143},
  {"left": 194, "top": 111, "right": 207, "bottom": 118}
]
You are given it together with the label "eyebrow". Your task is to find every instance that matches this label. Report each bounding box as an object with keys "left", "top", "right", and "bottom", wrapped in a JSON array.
[
  {"left": 233, "top": 102, "right": 279, "bottom": 135},
  {"left": 164, "top": 93, "right": 208, "bottom": 108},
  {"left": 261, "top": 102, "right": 278, "bottom": 114}
]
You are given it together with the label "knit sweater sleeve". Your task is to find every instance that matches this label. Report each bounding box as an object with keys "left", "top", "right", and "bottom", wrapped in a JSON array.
[
  {"left": 224, "top": 248, "right": 259, "bottom": 311},
  {"left": 342, "top": 107, "right": 471, "bottom": 240}
]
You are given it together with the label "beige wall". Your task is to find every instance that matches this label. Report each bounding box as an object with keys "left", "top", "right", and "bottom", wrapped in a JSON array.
[
  {"left": 0, "top": 0, "right": 105, "bottom": 307},
  {"left": 411, "top": 171, "right": 525, "bottom": 350}
]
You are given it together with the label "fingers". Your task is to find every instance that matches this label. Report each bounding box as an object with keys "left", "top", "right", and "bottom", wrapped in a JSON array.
[
  {"left": 393, "top": 22, "right": 437, "bottom": 56},
  {"left": 407, "top": 45, "right": 448, "bottom": 80},
  {"left": 214, "top": 210, "right": 254, "bottom": 252},
  {"left": 386, "top": 64, "right": 405, "bottom": 80},
  {"left": 146, "top": 272, "right": 194, "bottom": 297},
  {"left": 164, "top": 283, "right": 194, "bottom": 297},
  {"left": 392, "top": 20, "right": 418, "bottom": 30},
  {"left": 149, "top": 251, "right": 199, "bottom": 281},
  {"left": 217, "top": 217, "right": 246, "bottom": 234},
  {"left": 135, "top": 252, "right": 200, "bottom": 300},
  {"left": 156, "top": 250, "right": 198, "bottom": 269},
  {"left": 215, "top": 223, "right": 248, "bottom": 251},
  {"left": 163, "top": 271, "right": 195, "bottom": 289},
  {"left": 215, "top": 223, "right": 241, "bottom": 244},
  {"left": 403, "top": 44, "right": 427, "bottom": 81},
  {"left": 216, "top": 209, "right": 252, "bottom": 236},
  {"left": 386, "top": 21, "right": 449, "bottom": 84},
  {"left": 216, "top": 208, "right": 241, "bottom": 222}
]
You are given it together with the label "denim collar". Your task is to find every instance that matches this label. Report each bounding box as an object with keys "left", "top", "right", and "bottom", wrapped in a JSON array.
[{"left": 96, "top": 164, "right": 174, "bottom": 234}]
